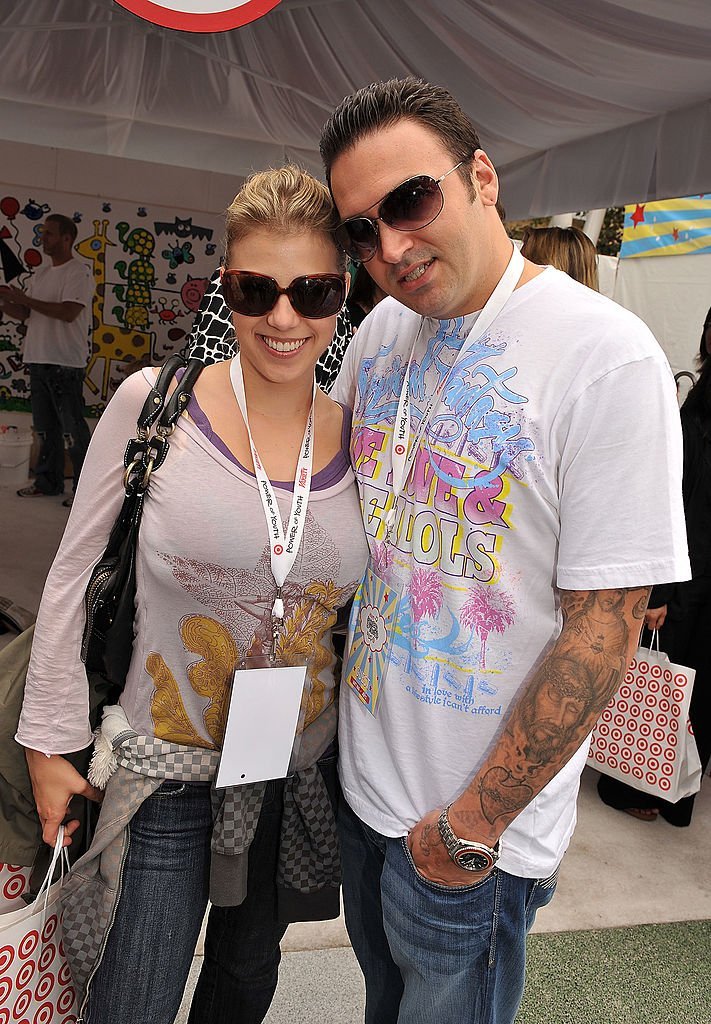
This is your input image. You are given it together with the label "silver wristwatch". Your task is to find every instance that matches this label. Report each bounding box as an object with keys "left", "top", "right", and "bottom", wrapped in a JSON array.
[{"left": 437, "top": 805, "right": 500, "bottom": 872}]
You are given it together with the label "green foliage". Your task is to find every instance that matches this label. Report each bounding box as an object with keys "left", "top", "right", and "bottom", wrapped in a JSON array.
[
  {"left": 504, "top": 217, "right": 550, "bottom": 241},
  {"left": 597, "top": 207, "right": 624, "bottom": 256}
]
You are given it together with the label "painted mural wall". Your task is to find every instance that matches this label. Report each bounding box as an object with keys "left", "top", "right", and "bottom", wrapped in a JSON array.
[{"left": 0, "top": 188, "right": 224, "bottom": 415}]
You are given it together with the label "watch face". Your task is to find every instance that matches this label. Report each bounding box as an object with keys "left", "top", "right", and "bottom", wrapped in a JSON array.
[{"left": 454, "top": 848, "right": 492, "bottom": 872}]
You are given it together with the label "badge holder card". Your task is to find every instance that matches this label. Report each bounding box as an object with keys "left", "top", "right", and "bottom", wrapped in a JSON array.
[
  {"left": 344, "top": 566, "right": 401, "bottom": 716},
  {"left": 216, "top": 655, "right": 311, "bottom": 788}
]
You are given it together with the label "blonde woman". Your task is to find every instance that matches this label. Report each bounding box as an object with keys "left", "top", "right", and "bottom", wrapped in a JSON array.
[
  {"left": 17, "top": 167, "right": 368, "bottom": 1023},
  {"left": 521, "top": 225, "right": 599, "bottom": 290}
]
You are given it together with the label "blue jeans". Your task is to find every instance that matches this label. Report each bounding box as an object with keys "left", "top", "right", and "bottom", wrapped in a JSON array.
[
  {"left": 85, "top": 780, "right": 288, "bottom": 1024},
  {"left": 29, "top": 362, "right": 91, "bottom": 494},
  {"left": 339, "top": 799, "right": 558, "bottom": 1024}
]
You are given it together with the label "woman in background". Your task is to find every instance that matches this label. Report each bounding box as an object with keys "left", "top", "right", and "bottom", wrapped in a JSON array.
[
  {"left": 521, "top": 225, "right": 599, "bottom": 290},
  {"left": 345, "top": 262, "right": 386, "bottom": 329},
  {"left": 598, "top": 308, "right": 711, "bottom": 825}
]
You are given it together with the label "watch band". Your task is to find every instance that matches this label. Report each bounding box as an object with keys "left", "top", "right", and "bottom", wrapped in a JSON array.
[{"left": 437, "top": 805, "right": 500, "bottom": 873}]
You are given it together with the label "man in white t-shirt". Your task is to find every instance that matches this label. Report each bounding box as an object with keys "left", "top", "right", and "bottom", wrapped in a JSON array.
[
  {"left": 0, "top": 214, "right": 93, "bottom": 505},
  {"left": 321, "top": 78, "right": 690, "bottom": 1024}
]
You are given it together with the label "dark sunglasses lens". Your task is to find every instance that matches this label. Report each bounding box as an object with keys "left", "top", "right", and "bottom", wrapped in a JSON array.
[
  {"left": 291, "top": 276, "right": 345, "bottom": 318},
  {"left": 381, "top": 175, "right": 443, "bottom": 229},
  {"left": 336, "top": 219, "right": 378, "bottom": 262},
  {"left": 222, "top": 273, "right": 277, "bottom": 316}
]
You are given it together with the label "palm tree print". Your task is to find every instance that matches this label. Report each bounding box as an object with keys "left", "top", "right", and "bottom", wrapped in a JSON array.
[
  {"left": 459, "top": 584, "right": 516, "bottom": 669},
  {"left": 408, "top": 568, "right": 443, "bottom": 652}
]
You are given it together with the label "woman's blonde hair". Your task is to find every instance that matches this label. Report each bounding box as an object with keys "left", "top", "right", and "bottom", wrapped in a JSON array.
[
  {"left": 521, "top": 226, "right": 599, "bottom": 290},
  {"left": 224, "top": 165, "right": 345, "bottom": 270}
]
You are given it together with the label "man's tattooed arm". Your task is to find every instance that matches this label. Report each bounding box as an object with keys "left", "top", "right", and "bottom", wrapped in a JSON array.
[
  {"left": 448, "top": 586, "right": 650, "bottom": 845},
  {"left": 408, "top": 586, "right": 650, "bottom": 885}
]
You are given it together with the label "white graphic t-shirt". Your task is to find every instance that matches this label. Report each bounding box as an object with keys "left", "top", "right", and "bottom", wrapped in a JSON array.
[
  {"left": 332, "top": 267, "right": 690, "bottom": 877},
  {"left": 24, "top": 259, "right": 93, "bottom": 367}
]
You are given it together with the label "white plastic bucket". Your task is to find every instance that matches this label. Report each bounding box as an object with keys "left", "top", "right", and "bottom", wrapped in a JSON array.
[{"left": 0, "top": 427, "right": 33, "bottom": 488}]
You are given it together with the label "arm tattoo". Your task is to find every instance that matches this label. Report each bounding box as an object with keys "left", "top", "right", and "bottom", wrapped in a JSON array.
[
  {"left": 418, "top": 821, "right": 444, "bottom": 859},
  {"left": 463, "top": 587, "right": 651, "bottom": 832},
  {"left": 632, "top": 590, "right": 651, "bottom": 620}
]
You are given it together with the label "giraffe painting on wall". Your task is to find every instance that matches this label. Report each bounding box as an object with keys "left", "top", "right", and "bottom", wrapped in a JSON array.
[{"left": 75, "top": 220, "right": 154, "bottom": 404}]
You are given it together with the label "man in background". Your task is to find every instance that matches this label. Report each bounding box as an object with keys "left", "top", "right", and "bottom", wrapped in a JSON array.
[{"left": 0, "top": 214, "right": 93, "bottom": 507}]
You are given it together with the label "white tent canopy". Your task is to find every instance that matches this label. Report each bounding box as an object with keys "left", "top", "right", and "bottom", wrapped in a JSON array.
[{"left": 1, "top": 0, "right": 710, "bottom": 218}]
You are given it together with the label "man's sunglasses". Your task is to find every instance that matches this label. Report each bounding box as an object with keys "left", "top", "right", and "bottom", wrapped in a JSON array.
[
  {"left": 220, "top": 269, "right": 347, "bottom": 319},
  {"left": 335, "top": 160, "right": 468, "bottom": 263}
]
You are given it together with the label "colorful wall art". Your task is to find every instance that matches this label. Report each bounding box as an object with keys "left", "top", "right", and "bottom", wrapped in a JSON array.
[{"left": 0, "top": 189, "right": 223, "bottom": 414}]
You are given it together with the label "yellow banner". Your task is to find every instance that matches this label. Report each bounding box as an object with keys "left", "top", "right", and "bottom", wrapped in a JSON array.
[{"left": 620, "top": 196, "right": 711, "bottom": 258}]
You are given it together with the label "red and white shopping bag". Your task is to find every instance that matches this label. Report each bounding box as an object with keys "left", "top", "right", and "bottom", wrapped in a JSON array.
[
  {"left": 0, "top": 865, "right": 31, "bottom": 913},
  {"left": 0, "top": 828, "right": 77, "bottom": 1024},
  {"left": 588, "top": 634, "right": 702, "bottom": 802}
]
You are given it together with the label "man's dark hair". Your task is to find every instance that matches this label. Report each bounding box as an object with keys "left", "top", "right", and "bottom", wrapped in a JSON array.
[
  {"left": 320, "top": 77, "right": 481, "bottom": 191},
  {"left": 45, "top": 213, "right": 77, "bottom": 244}
]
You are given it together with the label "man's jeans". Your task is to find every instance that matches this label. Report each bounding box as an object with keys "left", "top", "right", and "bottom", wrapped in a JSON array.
[
  {"left": 339, "top": 799, "right": 558, "bottom": 1024},
  {"left": 85, "top": 780, "right": 288, "bottom": 1024},
  {"left": 29, "top": 363, "right": 91, "bottom": 494}
]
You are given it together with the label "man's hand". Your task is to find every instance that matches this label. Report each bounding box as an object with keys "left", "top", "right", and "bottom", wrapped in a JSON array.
[
  {"left": 0, "top": 285, "right": 28, "bottom": 306},
  {"left": 407, "top": 807, "right": 493, "bottom": 887},
  {"left": 0, "top": 285, "right": 30, "bottom": 321},
  {"left": 25, "top": 749, "right": 102, "bottom": 848},
  {"left": 644, "top": 605, "right": 667, "bottom": 631},
  {"left": 0, "top": 288, "right": 81, "bottom": 322}
]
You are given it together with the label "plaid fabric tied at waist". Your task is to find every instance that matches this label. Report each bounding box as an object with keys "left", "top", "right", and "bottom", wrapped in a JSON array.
[
  {"left": 113, "top": 718, "right": 341, "bottom": 894},
  {"left": 62, "top": 707, "right": 340, "bottom": 1012}
]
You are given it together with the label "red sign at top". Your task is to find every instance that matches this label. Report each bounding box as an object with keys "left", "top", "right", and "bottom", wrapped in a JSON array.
[{"left": 115, "top": 0, "right": 281, "bottom": 33}]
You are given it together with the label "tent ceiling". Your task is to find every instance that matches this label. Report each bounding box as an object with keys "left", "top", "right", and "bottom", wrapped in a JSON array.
[{"left": 1, "top": 0, "right": 710, "bottom": 217}]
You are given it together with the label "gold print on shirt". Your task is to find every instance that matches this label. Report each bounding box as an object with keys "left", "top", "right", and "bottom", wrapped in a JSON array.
[
  {"left": 265, "top": 580, "right": 344, "bottom": 727},
  {"left": 181, "top": 614, "right": 237, "bottom": 746},
  {"left": 156, "top": 541, "right": 357, "bottom": 737},
  {"left": 146, "top": 651, "right": 213, "bottom": 748},
  {"left": 146, "top": 614, "right": 239, "bottom": 748}
]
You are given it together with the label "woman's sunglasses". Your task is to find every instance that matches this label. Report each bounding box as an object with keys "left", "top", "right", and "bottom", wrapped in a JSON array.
[
  {"left": 334, "top": 160, "right": 467, "bottom": 263},
  {"left": 220, "top": 269, "right": 347, "bottom": 319}
]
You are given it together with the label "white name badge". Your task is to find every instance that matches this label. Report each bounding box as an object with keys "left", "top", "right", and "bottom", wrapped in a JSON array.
[
  {"left": 216, "top": 661, "right": 308, "bottom": 787},
  {"left": 344, "top": 566, "right": 400, "bottom": 716}
]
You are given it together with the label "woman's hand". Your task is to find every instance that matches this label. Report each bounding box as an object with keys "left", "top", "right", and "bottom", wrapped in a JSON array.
[
  {"left": 644, "top": 605, "right": 667, "bottom": 631},
  {"left": 25, "top": 749, "right": 102, "bottom": 848}
]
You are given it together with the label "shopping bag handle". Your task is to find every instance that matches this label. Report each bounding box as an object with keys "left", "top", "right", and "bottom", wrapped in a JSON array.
[
  {"left": 645, "top": 629, "right": 661, "bottom": 654},
  {"left": 37, "top": 825, "right": 71, "bottom": 913}
]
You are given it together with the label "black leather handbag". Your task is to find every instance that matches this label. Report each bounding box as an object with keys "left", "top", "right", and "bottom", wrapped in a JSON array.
[{"left": 80, "top": 355, "right": 204, "bottom": 694}]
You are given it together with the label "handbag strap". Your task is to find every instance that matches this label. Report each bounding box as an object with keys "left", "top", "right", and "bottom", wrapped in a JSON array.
[
  {"left": 123, "top": 356, "right": 204, "bottom": 494},
  {"left": 160, "top": 357, "right": 205, "bottom": 432},
  {"left": 135, "top": 353, "right": 186, "bottom": 435}
]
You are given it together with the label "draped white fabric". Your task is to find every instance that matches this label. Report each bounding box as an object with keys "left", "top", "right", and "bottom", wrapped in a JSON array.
[{"left": 0, "top": 0, "right": 710, "bottom": 217}]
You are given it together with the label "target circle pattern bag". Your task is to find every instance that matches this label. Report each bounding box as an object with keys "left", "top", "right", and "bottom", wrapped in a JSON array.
[
  {"left": 0, "top": 865, "right": 31, "bottom": 913},
  {"left": 587, "top": 634, "right": 702, "bottom": 802},
  {"left": 0, "top": 830, "right": 77, "bottom": 1024}
]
